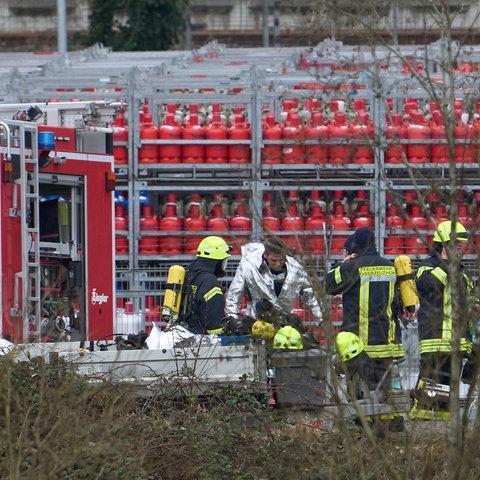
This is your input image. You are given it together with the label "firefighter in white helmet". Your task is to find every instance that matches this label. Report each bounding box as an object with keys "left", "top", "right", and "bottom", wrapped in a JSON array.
[
  {"left": 225, "top": 237, "right": 323, "bottom": 326},
  {"left": 411, "top": 220, "right": 480, "bottom": 421},
  {"left": 180, "top": 236, "right": 232, "bottom": 335}
]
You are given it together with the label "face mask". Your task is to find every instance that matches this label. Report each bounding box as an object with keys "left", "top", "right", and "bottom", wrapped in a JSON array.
[{"left": 221, "top": 258, "right": 228, "bottom": 272}]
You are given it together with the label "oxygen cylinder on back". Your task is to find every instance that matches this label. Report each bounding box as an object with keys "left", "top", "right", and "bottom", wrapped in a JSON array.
[
  {"left": 394, "top": 255, "right": 420, "bottom": 315},
  {"left": 162, "top": 265, "right": 186, "bottom": 321}
]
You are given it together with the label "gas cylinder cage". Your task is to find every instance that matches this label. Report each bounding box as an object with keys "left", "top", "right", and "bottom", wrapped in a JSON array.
[{"left": 0, "top": 39, "right": 478, "bottom": 320}]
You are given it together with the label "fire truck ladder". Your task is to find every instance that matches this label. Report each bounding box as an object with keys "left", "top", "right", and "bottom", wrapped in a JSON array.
[{"left": 8, "top": 121, "right": 42, "bottom": 341}]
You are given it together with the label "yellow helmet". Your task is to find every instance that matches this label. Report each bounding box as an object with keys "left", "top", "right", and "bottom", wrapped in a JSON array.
[
  {"left": 334, "top": 331, "right": 364, "bottom": 362},
  {"left": 433, "top": 220, "right": 468, "bottom": 243},
  {"left": 196, "top": 236, "right": 232, "bottom": 260},
  {"left": 273, "top": 326, "right": 303, "bottom": 350},
  {"left": 251, "top": 320, "right": 275, "bottom": 340}
]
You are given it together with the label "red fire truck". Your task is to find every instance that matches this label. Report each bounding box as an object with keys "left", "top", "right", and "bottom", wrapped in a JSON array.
[{"left": 0, "top": 108, "right": 116, "bottom": 343}]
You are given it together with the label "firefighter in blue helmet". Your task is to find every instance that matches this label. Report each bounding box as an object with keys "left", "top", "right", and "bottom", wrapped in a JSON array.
[
  {"left": 181, "top": 236, "right": 231, "bottom": 335},
  {"left": 326, "top": 227, "right": 404, "bottom": 396}
]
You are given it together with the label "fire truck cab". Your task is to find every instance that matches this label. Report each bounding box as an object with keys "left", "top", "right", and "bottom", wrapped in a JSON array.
[{"left": 0, "top": 106, "right": 116, "bottom": 343}]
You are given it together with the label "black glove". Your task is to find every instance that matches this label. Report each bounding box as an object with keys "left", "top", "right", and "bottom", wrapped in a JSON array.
[
  {"left": 221, "top": 316, "right": 252, "bottom": 336},
  {"left": 283, "top": 313, "right": 303, "bottom": 331},
  {"left": 255, "top": 298, "right": 275, "bottom": 315}
]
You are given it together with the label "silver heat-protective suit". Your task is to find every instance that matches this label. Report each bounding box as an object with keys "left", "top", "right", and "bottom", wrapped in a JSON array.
[{"left": 225, "top": 242, "right": 323, "bottom": 323}]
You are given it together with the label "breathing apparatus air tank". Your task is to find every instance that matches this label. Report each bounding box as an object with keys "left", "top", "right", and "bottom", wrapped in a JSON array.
[
  {"left": 161, "top": 265, "right": 186, "bottom": 321},
  {"left": 394, "top": 255, "right": 420, "bottom": 315}
]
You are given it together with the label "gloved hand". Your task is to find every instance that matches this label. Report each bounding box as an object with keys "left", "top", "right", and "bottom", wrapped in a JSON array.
[
  {"left": 221, "top": 316, "right": 253, "bottom": 336},
  {"left": 255, "top": 298, "right": 275, "bottom": 315}
]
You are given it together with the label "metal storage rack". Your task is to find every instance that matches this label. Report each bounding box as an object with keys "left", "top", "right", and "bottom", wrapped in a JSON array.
[{"left": 0, "top": 40, "right": 478, "bottom": 316}]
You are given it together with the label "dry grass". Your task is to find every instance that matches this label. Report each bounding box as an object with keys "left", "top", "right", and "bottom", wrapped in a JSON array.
[{"left": 1, "top": 356, "right": 479, "bottom": 479}]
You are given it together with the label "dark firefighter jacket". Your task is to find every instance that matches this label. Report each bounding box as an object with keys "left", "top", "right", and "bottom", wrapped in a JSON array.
[
  {"left": 326, "top": 247, "right": 404, "bottom": 359},
  {"left": 416, "top": 255, "right": 473, "bottom": 356},
  {"left": 182, "top": 257, "right": 225, "bottom": 335}
]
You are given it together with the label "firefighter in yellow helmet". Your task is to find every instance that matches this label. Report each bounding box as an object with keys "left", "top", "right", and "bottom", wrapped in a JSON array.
[
  {"left": 181, "top": 236, "right": 232, "bottom": 335},
  {"left": 411, "top": 220, "right": 479, "bottom": 421}
]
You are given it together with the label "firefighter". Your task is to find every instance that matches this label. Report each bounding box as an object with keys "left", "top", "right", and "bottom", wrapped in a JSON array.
[
  {"left": 225, "top": 237, "right": 323, "bottom": 328},
  {"left": 411, "top": 220, "right": 479, "bottom": 421},
  {"left": 181, "top": 235, "right": 232, "bottom": 335},
  {"left": 325, "top": 227, "right": 404, "bottom": 396}
]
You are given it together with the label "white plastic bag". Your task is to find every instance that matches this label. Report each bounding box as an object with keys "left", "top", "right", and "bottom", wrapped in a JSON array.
[{"left": 146, "top": 323, "right": 195, "bottom": 350}]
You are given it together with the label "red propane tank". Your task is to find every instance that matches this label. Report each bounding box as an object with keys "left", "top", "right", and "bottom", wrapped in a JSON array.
[
  {"left": 112, "top": 109, "right": 128, "bottom": 165},
  {"left": 158, "top": 194, "right": 183, "bottom": 254},
  {"left": 158, "top": 114, "right": 182, "bottom": 163},
  {"left": 182, "top": 113, "right": 205, "bottom": 163},
  {"left": 139, "top": 205, "right": 160, "bottom": 254},
  {"left": 228, "top": 114, "right": 251, "bottom": 164},
  {"left": 262, "top": 113, "right": 282, "bottom": 164}
]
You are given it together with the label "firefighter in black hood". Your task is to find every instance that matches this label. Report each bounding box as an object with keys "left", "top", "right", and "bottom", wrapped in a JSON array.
[
  {"left": 326, "top": 227, "right": 404, "bottom": 394},
  {"left": 182, "top": 236, "right": 231, "bottom": 335}
]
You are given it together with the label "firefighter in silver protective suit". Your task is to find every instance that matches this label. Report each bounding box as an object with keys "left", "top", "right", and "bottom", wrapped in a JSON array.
[{"left": 224, "top": 237, "right": 323, "bottom": 328}]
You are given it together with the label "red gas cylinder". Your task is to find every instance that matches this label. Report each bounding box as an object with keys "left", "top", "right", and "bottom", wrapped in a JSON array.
[
  {"left": 228, "top": 114, "right": 251, "bottom": 164},
  {"left": 352, "top": 111, "right": 374, "bottom": 164},
  {"left": 385, "top": 204, "right": 405, "bottom": 255},
  {"left": 329, "top": 99, "right": 345, "bottom": 113},
  {"left": 430, "top": 110, "right": 449, "bottom": 163},
  {"left": 384, "top": 236, "right": 404, "bottom": 255},
  {"left": 458, "top": 202, "right": 475, "bottom": 254},
  {"left": 305, "top": 204, "right": 326, "bottom": 254},
  {"left": 404, "top": 190, "right": 419, "bottom": 216},
  {"left": 205, "top": 111, "right": 228, "bottom": 163},
  {"left": 426, "top": 191, "right": 442, "bottom": 210},
  {"left": 112, "top": 109, "right": 128, "bottom": 165},
  {"left": 350, "top": 189, "right": 369, "bottom": 218},
  {"left": 304, "top": 112, "right": 328, "bottom": 164},
  {"left": 331, "top": 299, "right": 343, "bottom": 334},
  {"left": 407, "top": 112, "right": 431, "bottom": 163},
  {"left": 158, "top": 114, "right": 182, "bottom": 163},
  {"left": 281, "top": 203, "right": 304, "bottom": 253},
  {"left": 144, "top": 299, "right": 161, "bottom": 333},
  {"left": 182, "top": 113, "right": 205, "bottom": 164},
  {"left": 230, "top": 203, "right": 252, "bottom": 254},
  {"left": 262, "top": 193, "right": 281, "bottom": 234},
  {"left": 429, "top": 204, "right": 449, "bottom": 235},
  {"left": 208, "top": 203, "right": 230, "bottom": 239},
  {"left": 404, "top": 205, "right": 428, "bottom": 255},
  {"left": 282, "top": 111, "right": 304, "bottom": 164},
  {"left": 262, "top": 113, "right": 282, "bottom": 164},
  {"left": 454, "top": 111, "right": 477, "bottom": 163},
  {"left": 386, "top": 203, "right": 404, "bottom": 230},
  {"left": 354, "top": 98, "right": 367, "bottom": 113},
  {"left": 184, "top": 195, "right": 207, "bottom": 255},
  {"left": 114, "top": 204, "right": 129, "bottom": 255},
  {"left": 385, "top": 113, "right": 408, "bottom": 164},
  {"left": 352, "top": 203, "right": 374, "bottom": 229},
  {"left": 139, "top": 103, "right": 159, "bottom": 164},
  {"left": 329, "top": 111, "right": 353, "bottom": 164},
  {"left": 329, "top": 202, "right": 352, "bottom": 254},
  {"left": 158, "top": 195, "right": 183, "bottom": 254},
  {"left": 139, "top": 205, "right": 160, "bottom": 254}
]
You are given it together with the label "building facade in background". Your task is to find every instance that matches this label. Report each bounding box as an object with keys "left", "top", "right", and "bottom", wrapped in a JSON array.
[{"left": 0, "top": 0, "right": 480, "bottom": 51}]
